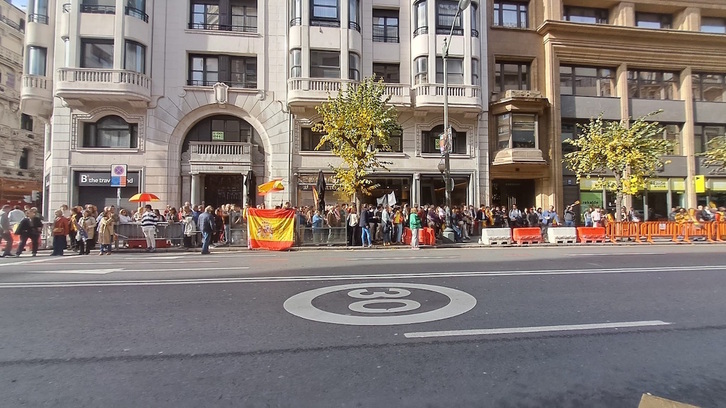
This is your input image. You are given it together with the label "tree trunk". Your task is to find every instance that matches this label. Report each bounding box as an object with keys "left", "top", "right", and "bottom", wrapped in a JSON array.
[{"left": 614, "top": 173, "right": 623, "bottom": 222}]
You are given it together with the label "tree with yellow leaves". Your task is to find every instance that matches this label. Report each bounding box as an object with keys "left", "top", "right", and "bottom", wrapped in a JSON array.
[
  {"left": 313, "top": 77, "right": 400, "bottom": 204},
  {"left": 701, "top": 136, "right": 726, "bottom": 170},
  {"left": 563, "top": 111, "right": 674, "bottom": 221}
]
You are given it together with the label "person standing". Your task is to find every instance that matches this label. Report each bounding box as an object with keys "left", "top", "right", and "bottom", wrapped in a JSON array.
[
  {"left": 78, "top": 209, "right": 96, "bottom": 255},
  {"left": 359, "top": 204, "right": 372, "bottom": 248},
  {"left": 97, "top": 211, "right": 116, "bottom": 255},
  {"left": 381, "top": 205, "right": 392, "bottom": 246},
  {"left": 409, "top": 204, "right": 422, "bottom": 250},
  {"left": 141, "top": 204, "right": 159, "bottom": 252},
  {"left": 0, "top": 205, "right": 12, "bottom": 257},
  {"left": 51, "top": 209, "right": 70, "bottom": 256},
  {"left": 197, "top": 205, "right": 215, "bottom": 254},
  {"left": 14, "top": 209, "right": 39, "bottom": 257},
  {"left": 393, "top": 207, "right": 404, "bottom": 244}
]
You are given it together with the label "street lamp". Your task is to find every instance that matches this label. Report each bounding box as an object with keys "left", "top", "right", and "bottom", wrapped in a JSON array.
[{"left": 441, "top": 0, "right": 471, "bottom": 243}]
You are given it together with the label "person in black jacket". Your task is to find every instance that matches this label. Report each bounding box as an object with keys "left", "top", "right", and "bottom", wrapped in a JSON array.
[{"left": 15, "top": 209, "right": 41, "bottom": 257}]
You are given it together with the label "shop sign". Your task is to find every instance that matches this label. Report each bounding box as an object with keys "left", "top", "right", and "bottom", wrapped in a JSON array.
[
  {"left": 579, "top": 191, "right": 602, "bottom": 209},
  {"left": 646, "top": 179, "right": 668, "bottom": 191},
  {"left": 78, "top": 172, "right": 139, "bottom": 187},
  {"left": 672, "top": 179, "right": 686, "bottom": 192},
  {"left": 212, "top": 131, "right": 225, "bottom": 141},
  {"left": 711, "top": 180, "right": 726, "bottom": 192}
]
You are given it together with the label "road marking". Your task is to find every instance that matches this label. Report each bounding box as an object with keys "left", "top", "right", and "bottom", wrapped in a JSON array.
[
  {"left": 6, "top": 266, "right": 249, "bottom": 276},
  {"left": 0, "top": 265, "right": 722, "bottom": 289},
  {"left": 351, "top": 256, "right": 458, "bottom": 261},
  {"left": 283, "top": 283, "right": 477, "bottom": 326},
  {"left": 19, "top": 269, "right": 123, "bottom": 275},
  {"left": 404, "top": 320, "right": 672, "bottom": 339}
]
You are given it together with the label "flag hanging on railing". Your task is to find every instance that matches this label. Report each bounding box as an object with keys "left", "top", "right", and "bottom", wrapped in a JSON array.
[{"left": 247, "top": 208, "right": 295, "bottom": 250}]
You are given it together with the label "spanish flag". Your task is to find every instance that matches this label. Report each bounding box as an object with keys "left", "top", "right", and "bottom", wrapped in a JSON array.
[
  {"left": 247, "top": 208, "right": 295, "bottom": 250},
  {"left": 257, "top": 179, "right": 284, "bottom": 196}
]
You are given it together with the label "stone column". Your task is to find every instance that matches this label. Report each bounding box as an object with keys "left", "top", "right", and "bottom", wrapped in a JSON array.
[{"left": 191, "top": 173, "right": 201, "bottom": 206}]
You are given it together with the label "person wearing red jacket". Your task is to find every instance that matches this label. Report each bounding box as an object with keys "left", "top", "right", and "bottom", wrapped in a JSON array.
[{"left": 51, "top": 209, "right": 70, "bottom": 256}]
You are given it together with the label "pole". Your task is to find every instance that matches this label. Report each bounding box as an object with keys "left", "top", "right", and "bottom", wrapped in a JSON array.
[
  {"left": 117, "top": 187, "right": 121, "bottom": 210},
  {"left": 440, "top": 2, "right": 469, "bottom": 243}
]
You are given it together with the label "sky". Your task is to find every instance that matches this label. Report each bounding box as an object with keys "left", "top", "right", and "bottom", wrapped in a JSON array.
[{"left": 11, "top": 0, "right": 28, "bottom": 9}]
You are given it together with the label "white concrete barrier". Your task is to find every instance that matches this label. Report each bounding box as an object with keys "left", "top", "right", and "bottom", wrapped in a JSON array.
[
  {"left": 479, "top": 228, "right": 512, "bottom": 245},
  {"left": 547, "top": 227, "right": 578, "bottom": 244}
]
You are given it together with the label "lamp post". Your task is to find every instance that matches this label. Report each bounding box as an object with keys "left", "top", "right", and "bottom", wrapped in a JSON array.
[{"left": 441, "top": 0, "right": 471, "bottom": 243}]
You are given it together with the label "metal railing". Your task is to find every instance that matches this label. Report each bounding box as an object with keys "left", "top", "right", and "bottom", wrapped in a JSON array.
[
  {"left": 187, "top": 80, "right": 257, "bottom": 89},
  {"left": 187, "top": 22, "right": 257, "bottom": 33},
  {"left": 125, "top": 6, "right": 148, "bottom": 22},
  {"left": 310, "top": 18, "right": 340, "bottom": 28},
  {"left": 289, "top": 17, "right": 302, "bottom": 26},
  {"left": 80, "top": 4, "right": 116, "bottom": 14},
  {"left": 296, "top": 226, "right": 348, "bottom": 246},
  {"left": 28, "top": 14, "right": 49, "bottom": 24},
  {"left": 413, "top": 26, "right": 428, "bottom": 37},
  {"left": 0, "top": 15, "right": 23, "bottom": 32},
  {"left": 348, "top": 21, "right": 360, "bottom": 32}
]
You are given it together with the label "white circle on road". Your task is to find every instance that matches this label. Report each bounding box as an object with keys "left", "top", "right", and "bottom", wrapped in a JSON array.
[{"left": 283, "top": 283, "right": 477, "bottom": 326}]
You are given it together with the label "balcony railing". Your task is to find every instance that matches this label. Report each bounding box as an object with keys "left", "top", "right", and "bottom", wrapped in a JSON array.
[
  {"left": 80, "top": 4, "right": 116, "bottom": 14},
  {"left": 187, "top": 21, "right": 257, "bottom": 33},
  {"left": 56, "top": 68, "right": 151, "bottom": 105},
  {"left": 0, "top": 45, "right": 22, "bottom": 67},
  {"left": 288, "top": 78, "right": 411, "bottom": 105},
  {"left": 23, "top": 74, "right": 51, "bottom": 92},
  {"left": 413, "top": 83, "right": 480, "bottom": 98},
  {"left": 125, "top": 6, "right": 148, "bottom": 22},
  {"left": 413, "top": 26, "right": 428, "bottom": 37},
  {"left": 58, "top": 68, "right": 149, "bottom": 88},
  {"left": 188, "top": 142, "right": 252, "bottom": 165},
  {"left": 28, "top": 14, "right": 49, "bottom": 24},
  {"left": 0, "top": 15, "right": 24, "bottom": 33}
]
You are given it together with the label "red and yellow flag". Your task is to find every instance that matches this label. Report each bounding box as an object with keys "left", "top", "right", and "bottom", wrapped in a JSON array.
[{"left": 247, "top": 208, "right": 295, "bottom": 251}]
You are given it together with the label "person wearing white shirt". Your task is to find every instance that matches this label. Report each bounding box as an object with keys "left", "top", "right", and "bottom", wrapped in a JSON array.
[{"left": 8, "top": 206, "right": 25, "bottom": 227}]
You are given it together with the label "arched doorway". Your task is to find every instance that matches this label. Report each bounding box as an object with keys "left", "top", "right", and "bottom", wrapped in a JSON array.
[{"left": 181, "top": 115, "right": 266, "bottom": 208}]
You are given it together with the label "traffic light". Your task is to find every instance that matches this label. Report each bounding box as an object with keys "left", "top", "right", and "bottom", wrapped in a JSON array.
[{"left": 31, "top": 190, "right": 40, "bottom": 201}]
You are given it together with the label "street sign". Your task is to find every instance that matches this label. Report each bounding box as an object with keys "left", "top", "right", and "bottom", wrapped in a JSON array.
[
  {"left": 439, "top": 127, "right": 452, "bottom": 155},
  {"left": 283, "top": 283, "right": 476, "bottom": 326},
  {"left": 110, "top": 164, "right": 127, "bottom": 187},
  {"left": 212, "top": 131, "right": 225, "bottom": 141}
]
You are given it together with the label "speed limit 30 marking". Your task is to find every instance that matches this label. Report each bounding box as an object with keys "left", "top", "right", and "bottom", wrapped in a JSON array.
[{"left": 283, "top": 283, "right": 477, "bottom": 326}]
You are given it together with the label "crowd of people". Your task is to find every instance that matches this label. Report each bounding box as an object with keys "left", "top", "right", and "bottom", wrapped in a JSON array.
[{"left": 2, "top": 200, "right": 725, "bottom": 256}]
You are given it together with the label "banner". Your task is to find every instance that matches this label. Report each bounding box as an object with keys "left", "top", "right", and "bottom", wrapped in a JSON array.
[{"left": 247, "top": 208, "right": 295, "bottom": 251}]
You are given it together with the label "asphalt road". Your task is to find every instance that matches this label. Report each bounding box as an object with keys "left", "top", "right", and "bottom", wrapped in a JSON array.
[{"left": 0, "top": 244, "right": 725, "bottom": 407}]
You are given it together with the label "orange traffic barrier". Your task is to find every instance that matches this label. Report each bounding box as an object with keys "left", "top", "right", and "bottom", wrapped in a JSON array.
[
  {"left": 402, "top": 227, "right": 436, "bottom": 245},
  {"left": 576, "top": 227, "right": 606, "bottom": 243},
  {"left": 512, "top": 227, "right": 543, "bottom": 245},
  {"left": 605, "top": 222, "right": 645, "bottom": 243}
]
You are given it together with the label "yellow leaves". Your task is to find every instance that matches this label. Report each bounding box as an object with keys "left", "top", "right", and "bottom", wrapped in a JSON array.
[
  {"left": 313, "top": 77, "right": 399, "bottom": 198},
  {"left": 563, "top": 112, "right": 673, "bottom": 197}
]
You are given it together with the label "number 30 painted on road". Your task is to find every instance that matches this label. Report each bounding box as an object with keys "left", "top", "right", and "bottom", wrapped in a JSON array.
[{"left": 283, "top": 283, "right": 477, "bottom": 326}]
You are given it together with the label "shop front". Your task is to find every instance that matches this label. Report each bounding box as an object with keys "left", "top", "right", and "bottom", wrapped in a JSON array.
[
  {"left": 75, "top": 170, "right": 140, "bottom": 211},
  {"left": 579, "top": 177, "right": 685, "bottom": 220}
]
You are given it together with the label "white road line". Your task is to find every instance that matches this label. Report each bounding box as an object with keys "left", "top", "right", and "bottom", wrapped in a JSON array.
[
  {"left": 0, "top": 264, "right": 722, "bottom": 289},
  {"left": 404, "top": 320, "right": 672, "bottom": 339},
  {"left": 351, "top": 256, "right": 458, "bottom": 261},
  {"left": 6, "top": 266, "right": 249, "bottom": 276}
]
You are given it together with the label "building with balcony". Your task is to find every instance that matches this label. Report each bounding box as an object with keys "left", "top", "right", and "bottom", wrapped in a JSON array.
[
  {"left": 488, "top": 0, "right": 726, "bottom": 218},
  {"left": 0, "top": 0, "right": 43, "bottom": 207},
  {"left": 25, "top": 0, "right": 488, "bottom": 215}
]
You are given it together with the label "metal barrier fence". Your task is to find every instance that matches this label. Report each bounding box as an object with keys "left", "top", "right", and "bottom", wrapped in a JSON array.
[{"left": 296, "top": 226, "right": 348, "bottom": 246}]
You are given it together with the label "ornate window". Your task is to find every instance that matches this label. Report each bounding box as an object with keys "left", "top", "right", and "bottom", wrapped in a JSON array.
[
  {"left": 83, "top": 116, "right": 139, "bottom": 149},
  {"left": 422, "top": 125, "right": 467, "bottom": 154}
]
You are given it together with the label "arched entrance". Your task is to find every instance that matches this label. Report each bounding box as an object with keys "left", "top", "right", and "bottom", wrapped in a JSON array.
[{"left": 180, "top": 115, "right": 266, "bottom": 208}]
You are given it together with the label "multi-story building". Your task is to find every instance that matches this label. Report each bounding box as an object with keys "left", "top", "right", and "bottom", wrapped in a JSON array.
[
  {"left": 1, "top": 0, "right": 43, "bottom": 207},
  {"left": 488, "top": 0, "right": 726, "bottom": 218},
  {"left": 22, "top": 0, "right": 488, "bottom": 216},
  {"left": 24, "top": 0, "right": 726, "bottom": 219}
]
